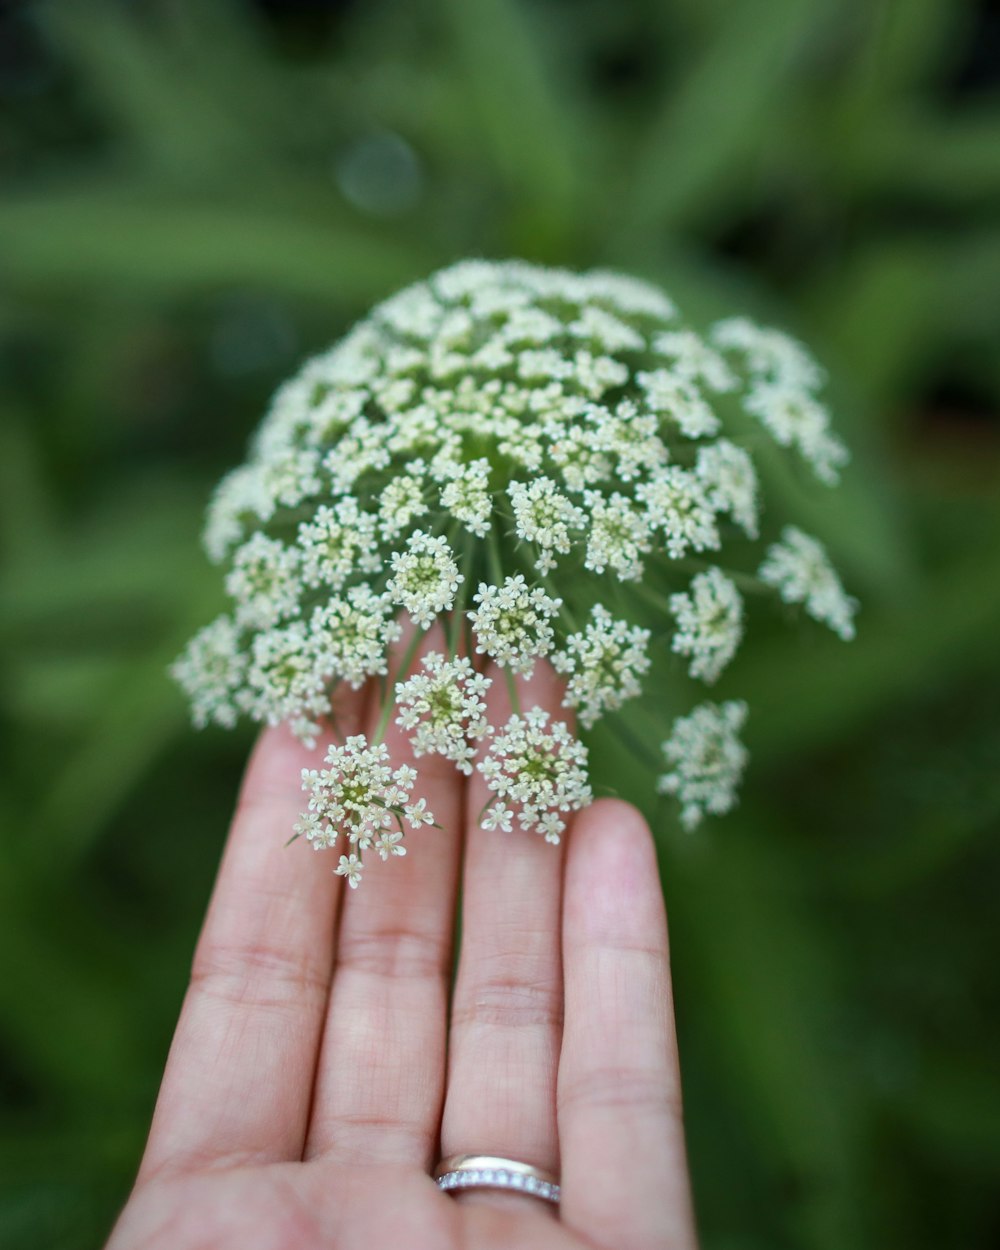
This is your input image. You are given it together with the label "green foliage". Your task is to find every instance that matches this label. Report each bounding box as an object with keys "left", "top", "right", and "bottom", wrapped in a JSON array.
[{"left": 1, "top": 0, "right": 998, "bottom": 1246}]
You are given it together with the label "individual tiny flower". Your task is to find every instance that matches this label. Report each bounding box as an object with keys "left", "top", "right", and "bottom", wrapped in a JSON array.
[
  {"left": 658, "top": 700, "right": 749, "bottom": 830},
  {"left": 670, "top": 568, "right": 744, "bottom": 683},
  {"left": 336, "top": 853, "right": 364, "bottom": 888},
  {"left": 758, "top": 526, "right": 858, "bottom": 641},
  {"left": 478, "top": 707, "right": 592, "bottom": 843},
  {"left": 468, "top": 575, "right": 562, "bottom": 675},
  {"left": 553, "top": 605, "right": 651, "bottom": 728},
  {"left": 404, "top": 798, "right": 436, "bottom": 829},
  {"left": 386, "top": 530, "right": 464, "bottom": 628},
  {"left": 373, "top": 829, "right": 406, "bottom": 860},
  {"left": 395, "top": 653, "right": 492, "bottom": 774},
  {"left": 481, "top": 802, "right": 514, "bottom": 832}
]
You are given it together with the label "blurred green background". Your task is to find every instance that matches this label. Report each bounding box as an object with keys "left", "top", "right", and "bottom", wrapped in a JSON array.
[{"left": 1, "top": 0, "right": 999, "bottom": 1246}]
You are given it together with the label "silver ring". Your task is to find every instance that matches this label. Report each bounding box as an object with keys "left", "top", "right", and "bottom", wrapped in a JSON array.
[{"left": 435, "top": 1154, "right": 560, "bottom": 1204}]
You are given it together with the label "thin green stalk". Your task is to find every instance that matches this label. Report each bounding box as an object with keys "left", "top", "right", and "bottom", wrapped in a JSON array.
[
  {"left": 502, "top": 664, "right": 522, "bottom": 717},
  {"left": 448, "top": 531, "right": 473, "bottom": 656},
  {"left": 372, "top": 625, "right": 426, "bottom": 744}
]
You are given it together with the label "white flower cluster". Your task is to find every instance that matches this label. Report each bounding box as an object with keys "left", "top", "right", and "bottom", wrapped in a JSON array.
[
  {"left": 712, "top": 318, "right": 848, "bottom": 486},
  {"left": 670, "top": 568, "right": 744, "bottom": 683},
  {"left": 658, "top": 700, "right": 749, "bottom": 831},
  {"left": 468, "top": 576, "right": 561, "bottom": 675},
  {"left": 758, "top": 526, "right": 858, "bottom": 641},
  {"left": 299, "top": 736, "right": 434, "bottom": 886},
  {"left": 553, "top": 605, "right": 651, "bottom": 728},
  {"left": 386, "top": 531, "right": 464, "bottom": 628},
  {"left": 395, "top": 653, "right": 491, "bottom": 774},
  {"left": 478, "top": 708, "right": 592, "bottom": 843},
  {"left": 173, "top": 259, "right": 858, "bottom": 875}
]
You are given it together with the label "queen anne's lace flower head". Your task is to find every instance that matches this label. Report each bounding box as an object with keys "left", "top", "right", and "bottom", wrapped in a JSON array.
[{"left": 173, "top": 259, "right": 859, "bottom": 880}]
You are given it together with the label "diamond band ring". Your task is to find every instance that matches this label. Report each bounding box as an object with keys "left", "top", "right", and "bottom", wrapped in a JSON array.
[{"left": 434, "top": 1154, "right": 561, "bottom": 1204}]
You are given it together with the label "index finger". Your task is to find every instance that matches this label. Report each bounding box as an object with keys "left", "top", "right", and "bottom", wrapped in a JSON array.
[{"left": 138, "top": 687, "right": 366, "bottom": 1183}]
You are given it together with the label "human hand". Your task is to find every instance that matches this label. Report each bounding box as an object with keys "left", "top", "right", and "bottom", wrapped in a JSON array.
[{"left": 108, "top": 650, "right": 697, "bottom": 1250}]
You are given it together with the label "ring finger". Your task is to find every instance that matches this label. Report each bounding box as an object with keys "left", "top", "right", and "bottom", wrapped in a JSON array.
[{"left": 439, "top": 662, "right": 569, "bottom": 1211}]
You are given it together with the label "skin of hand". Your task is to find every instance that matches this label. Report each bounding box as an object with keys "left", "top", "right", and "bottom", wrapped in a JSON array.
[{"left": 108, "top": 639, "right": 698, "bottom": 1250}]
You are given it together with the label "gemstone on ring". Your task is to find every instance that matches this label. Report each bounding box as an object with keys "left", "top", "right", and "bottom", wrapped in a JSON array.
[{"left": 434, "top": 1154, "right": 561, "bottom": 1205}]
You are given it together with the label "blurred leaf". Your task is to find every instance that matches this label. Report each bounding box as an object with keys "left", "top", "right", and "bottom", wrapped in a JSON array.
[
  {"left": 435, "top": 0, "right": 584, "bottom": 248},
  {"left": 44, "top": 0, "right": 277, "bottom": 179},
  {"left": 0, "top": 187, "right": 434, "bottom": 302},
  {"left": 666, "top": 827, "right": 866, "bottom": 1250},
  {"left": 0, "top": 412, "right": 59, "bottom": 566},
  {"left": 807, "top": 232, "right": 1000, "bottom": 405},
  {"left": 617, "top": 0, "right": 836, "bottom": 236},
  {"left": 738, "top": 529, "right": 1000, "bottom": 760}
]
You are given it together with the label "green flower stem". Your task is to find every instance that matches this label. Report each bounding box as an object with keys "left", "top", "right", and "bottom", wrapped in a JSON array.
[
  {"left": 502, "top": 664, "right": 522, "bottom": 717},
  {"left": 449, "top": 532, "right": 473, "bottom": 657},
  {"left": 372, "top": 625, "right": 427, "bottom": 745},
  {"left": 609, "top": 707, "right": 667, "bottom": 773},
  {"left": 486, "top": 517, "right": 505, "bottom": 588},
  {"left": 541, "top": 574, "right": 581, "bottom": 634}
]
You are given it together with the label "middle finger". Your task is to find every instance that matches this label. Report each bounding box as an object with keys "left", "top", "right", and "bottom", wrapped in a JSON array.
[{"left": 304, "top": 628, "right": 464, "bottom": 1167}]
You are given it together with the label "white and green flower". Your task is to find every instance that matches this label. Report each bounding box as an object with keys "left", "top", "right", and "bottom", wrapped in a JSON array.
[{"left": 174, "top": 259, "right": 858, "bottom": 881}]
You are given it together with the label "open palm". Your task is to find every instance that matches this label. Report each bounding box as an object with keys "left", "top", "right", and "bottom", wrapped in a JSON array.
[{"left": 108, "top": 655, "right": 697, "bottom": 1250}]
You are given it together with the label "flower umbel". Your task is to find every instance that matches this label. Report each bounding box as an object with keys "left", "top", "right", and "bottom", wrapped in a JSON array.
[
  {"left": 658, "top": 701, "right": 749, "bottom": 831},
  {"left": 478, "top": 708, "right": 592, "bottom": 844},
  {"left": 301, "top": 735, "right": 431, "bottom": 873},
  {"left": 173, "top": 259, "right": 859, "bottom": 881},
  {"left": 670, "top": 568, "right": 744, "bottom": 684},
  {"left": 553, "top": 605, "right": 651, "bottom": 728},
  {"left": 395, "top": 653, "right": 492, "bottom": 775},
  {"left": 758, "top": 526, "right": 858, "bottom": 641}
]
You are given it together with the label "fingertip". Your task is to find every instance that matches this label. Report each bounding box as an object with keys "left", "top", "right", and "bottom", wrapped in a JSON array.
[
  {"left": 241, "top": 684, "right": 369, "bottom": 807},
  {"left": 570, "top": 797, "right": 659, "bottom": 873},
  {"left": 565, "top": 798, "right": 667, "bottom": 946}
]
